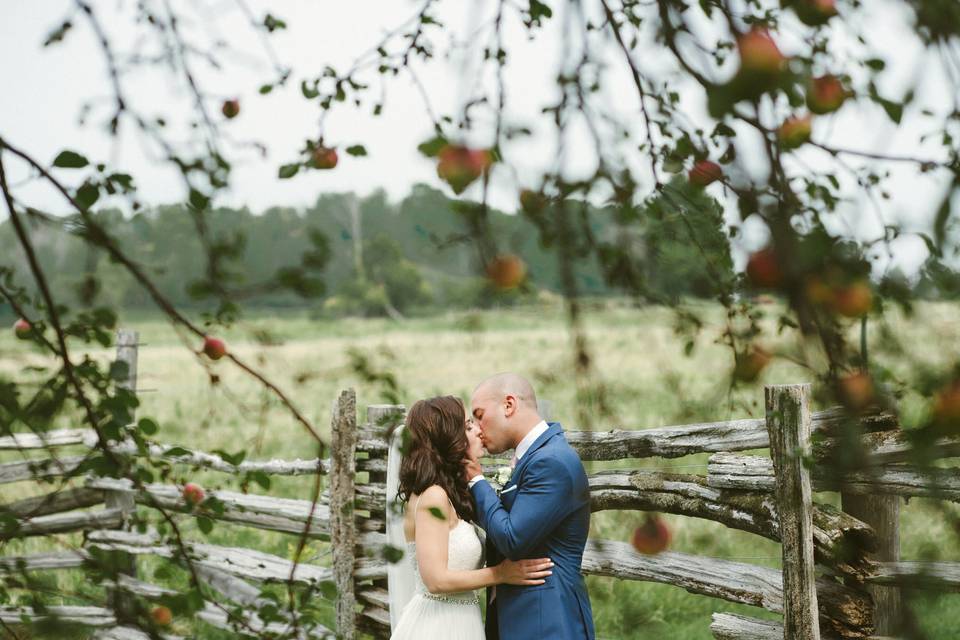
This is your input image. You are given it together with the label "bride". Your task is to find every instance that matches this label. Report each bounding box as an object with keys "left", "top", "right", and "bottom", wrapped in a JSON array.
[{"left": 387, "top": 396, "right": 553, "bottom": 640}]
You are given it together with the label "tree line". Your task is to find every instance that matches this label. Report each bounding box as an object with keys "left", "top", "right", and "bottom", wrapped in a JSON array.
[{"left": 1, "top": 179, "right": 747, "bottom": 317}]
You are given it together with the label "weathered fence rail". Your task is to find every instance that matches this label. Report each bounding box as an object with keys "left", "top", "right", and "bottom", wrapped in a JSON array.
[{"left": 1, "top": 329, "right": 959, "bottom": 638}]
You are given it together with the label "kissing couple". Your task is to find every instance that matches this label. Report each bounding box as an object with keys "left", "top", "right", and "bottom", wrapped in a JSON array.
[{"left": 386, "top": 373, "right": 595, "bottom": 640}]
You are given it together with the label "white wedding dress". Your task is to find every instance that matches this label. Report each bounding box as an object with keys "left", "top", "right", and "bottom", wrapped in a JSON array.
[{"left": 389, "top": 503, "right": 486, "bottom": 640}]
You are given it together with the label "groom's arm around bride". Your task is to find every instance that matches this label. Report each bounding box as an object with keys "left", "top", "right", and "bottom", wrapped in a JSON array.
[{"left": 466, "top": 374, "right": 596, "bottom": 640}]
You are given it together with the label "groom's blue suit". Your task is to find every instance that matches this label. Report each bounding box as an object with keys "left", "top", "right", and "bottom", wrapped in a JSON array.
[{"left": 471, "top": 423, "right": 595, "bottom": 640}]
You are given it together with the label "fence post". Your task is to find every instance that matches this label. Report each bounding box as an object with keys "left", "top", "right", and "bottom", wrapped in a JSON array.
[
  {"left": 330, "top": 389, "right": 358, "bottom": 639},
  {"left": 766, "top": 384, "right": 820, "bottom": 640},
  {"left": 841, "top": 489, "right": 901, "bottom": 633},
  {"left": 106, "top": 328, "right": 139, "bottom": 620}
]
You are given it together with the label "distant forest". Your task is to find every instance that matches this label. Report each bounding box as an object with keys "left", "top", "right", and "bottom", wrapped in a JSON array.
[{"left": 2, "top": 180, "right": 957, "bottom": 318}]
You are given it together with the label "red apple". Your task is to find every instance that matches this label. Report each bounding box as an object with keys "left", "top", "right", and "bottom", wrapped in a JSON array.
[
  {"left": 202, "top": 336, "right": 227, "bottom": 360},
  {"left": 734, "top": 346, "right": 772, "bottom": 383},
  {"left": 151, "top": 605, "right": 172, "bottom": 627},
  {"left": 312, "top": 146, "right": 338, "bottom": 170},
  {"left": 688, "top": 160, "right": 723, "bottom": 187},
  {"left": 933, "top": 381, "right": 960, "bottom": 432},
  {"left": 221, "top": 99, "right": 240, "bottom": 119},
  {"left": 839, "top": 372, "right": 875, "bottom": 411},
  {"left": 737, "top": 28, "right": 787, "bottom": 79},
  {"left": 486, "top": 255, "right": 527, "bottom": 290},
  {"left": 437, "top": 145, "right": 492, "bottom": 195},
  {"left": 804, "top": 274, "right": 834, "bottom": 306},
  {"left": 746, "top": 247, "right": 783, "bottom": 289},
  {"left": 793, "top": 0, "right": 838, "bottom": 26},
  {"left": 830, "top": 281, "right": 872, "bottom": 317},
  {"left": 13, "top": 318, "right": 31, "bottom": 340},
  {"left": 807, "top": 75, "right": 848, "bottom": 114},
  {"left": 778, "top": 114, "right": 813, "bottom": 150},
  {"left": 631, "top": 515, "right": 672, "bottom": 555},
  {"left": 182, "top": 483, "right": 205, "bottom": 506}
]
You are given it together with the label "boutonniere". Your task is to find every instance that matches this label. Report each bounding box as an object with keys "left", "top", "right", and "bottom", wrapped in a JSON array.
[{"left": 489, "top": 465, "right": 514, "bottom": 495}]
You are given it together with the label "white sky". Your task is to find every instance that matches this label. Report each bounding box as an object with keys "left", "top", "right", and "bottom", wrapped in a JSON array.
[{"left": 1, "top": 1, "right": 955, "bottom": 276}]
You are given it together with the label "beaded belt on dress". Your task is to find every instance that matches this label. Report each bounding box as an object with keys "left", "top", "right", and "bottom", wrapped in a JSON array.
[{"left": 420, "top": 592, "right": 479, "bottom": 605}]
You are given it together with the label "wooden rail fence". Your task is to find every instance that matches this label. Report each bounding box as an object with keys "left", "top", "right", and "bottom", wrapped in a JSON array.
[{"left": 1, "top": 330, "right": 959, "bottom": 638}]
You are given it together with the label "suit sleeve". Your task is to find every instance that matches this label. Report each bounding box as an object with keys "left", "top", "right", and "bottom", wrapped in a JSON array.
[{"left": 470, "top": 453, "right": 575, "bottom": 560}]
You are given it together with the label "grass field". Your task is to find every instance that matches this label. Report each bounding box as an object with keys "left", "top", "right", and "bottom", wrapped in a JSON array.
[{"left": 1, "top": 299, "right": 959, "bottom": 638}]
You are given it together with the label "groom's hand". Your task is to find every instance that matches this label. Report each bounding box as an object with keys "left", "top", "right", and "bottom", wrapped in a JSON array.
[{"left": 463, "top": 456, "right": 483, "bottom": 484}]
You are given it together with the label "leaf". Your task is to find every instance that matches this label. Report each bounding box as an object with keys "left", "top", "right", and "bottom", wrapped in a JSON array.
[
  {"left": 251, "top": 471, "right": 271, "bottom": 490},
  {"left": 278, "top": 163, "right": 301, "bottom": 179},
  {"left": 381, "top": 544, "right": 405, "bottom": 564},
  {"left": 196, "top": 516, "right": 213, "bottom": 535},
  {"left": 417, "top": 135, "right": 448, "bottom": 158},
  {"left": 428, "top": 506, "right": 446, "bottom": 520},
  {"left": 528, "top": 0, "right": 553, "bottom": 25},
  {"left": 137, "top": 418, "right": 159, "bottom": 436},
  {"left": 259, "top": 84, "right": 273, "bottom": 95},
  {"left": 263, "top": 14, "right": 287, "bottom": 32},
  {"left": 188, "top": 188, "right": 210, "bottom": 211},
  {"left": 865, "top": 58, "right": 886, "bottom": 71},
  {"left": 75, "top": 183, "right": 99, "bottom": 210},
  {"left": 345, "top": 145, "right": 367, "bottom": 157},
  {"left": 301, "top": 80, "right": 320, "bottom": 100},
  {"left": 43, "top": 20, "right": 72, "bottom": 47},
  {"left": 879, "top": 99, "right": 903, "bottom": 124},
  {"left": 319, "top": 580, "right": 338, "bottom": 601},
  {"left": 53, "top": 150, "right": 88, "bottom": 169},
  {"left": 163, "top": 446, "right": 193, "bottom": 458}
]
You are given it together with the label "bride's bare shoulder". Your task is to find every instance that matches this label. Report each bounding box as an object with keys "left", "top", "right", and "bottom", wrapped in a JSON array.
[{"left": 411, "top": 485, "right": 450, "bottom": 514}]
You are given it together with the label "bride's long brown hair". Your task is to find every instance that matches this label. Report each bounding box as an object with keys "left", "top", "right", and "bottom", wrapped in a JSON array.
[{"left": 397, "top": 395, "right": 475, "bottom": 522}]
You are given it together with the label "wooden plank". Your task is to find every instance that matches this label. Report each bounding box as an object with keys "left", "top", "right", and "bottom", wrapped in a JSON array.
[
  {"left": 866, "top": 561, "right": 960, "bottom": 591},
  {"left": 108, "top": 441, "right": 330, "bottom": 476},
  {"left": 766, "top": 384, "right": 820, "bottom": 639},
  {"left": 92, "top": 627, "right": 183, "bottom": 640},
  {"left": 330, "top": 390, "right": 358, "bottom": 639},
  {"left": 85, "top": 477, "right": 385, "bottom": 539},
  {"left": 707, "top": 453, "right": 960, "bottom": 502},
  {"left": 2, "top": 486, "right": 104, "bottom": 518},
  {"left": 1, "top": 507, "right": 123, "bottom": 539},
  {"left": 588, "top": 470, "right": 877, "bottom": 579},
  {"left": 816, "top": 430, "right": 960, "bottom": 466},
  {"left": 0, "top": 428, "right": 95, "bottom": 450},
  {"left": 85, "top": 529, "right": 334, "bottom": 586},
  {"left": 0, "top": 550, "right": 89, "bottom": 572},
  {"left": 581, "top": 540, "right": 871, "bottom": 637},
  {"left": 710, "top": 612, "right": 783, "bottom": 640},
  {"left": 710, "top": 613, "right": 901, "bottom": 640},
  {"left": 0, "top": 455, "right": 86, "bottom": 485},
  {"left": 353, "top": 408, "right": 897, "bottom": 460},
  {"left": 0, "top": 605, "right": 115, "bottom": 626}
]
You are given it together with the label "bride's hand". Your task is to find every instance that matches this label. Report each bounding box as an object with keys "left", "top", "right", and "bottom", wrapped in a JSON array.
[{"left": 494, "top": 557, "right": 554, "bottom": 585}]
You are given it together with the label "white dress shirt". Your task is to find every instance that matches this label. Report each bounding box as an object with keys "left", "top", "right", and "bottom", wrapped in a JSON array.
[{"left": 469, "top": 420, "right": 549, "bottom": 488}]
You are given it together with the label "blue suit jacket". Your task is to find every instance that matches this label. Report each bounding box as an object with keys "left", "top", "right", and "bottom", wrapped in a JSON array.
[{"left": 471, "top": 423, "right": 595, "bottom": 640}]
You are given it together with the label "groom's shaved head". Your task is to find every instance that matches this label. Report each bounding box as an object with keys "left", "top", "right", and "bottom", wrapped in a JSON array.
[
  {"left": 471, "top": 373, "right": 542, "bottom": 453},
  {"left": 475, "top": 373, "right": 539, "bottom": 410}
]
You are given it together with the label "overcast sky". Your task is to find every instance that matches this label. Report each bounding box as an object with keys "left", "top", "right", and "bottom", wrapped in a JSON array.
[{"left": 1, "top": 1, "right": 955, "bottom": 276}]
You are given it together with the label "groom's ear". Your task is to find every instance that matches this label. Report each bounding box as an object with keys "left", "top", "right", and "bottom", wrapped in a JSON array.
[{"left": 503, "top": 394, "right": 518, "bottom": 417}]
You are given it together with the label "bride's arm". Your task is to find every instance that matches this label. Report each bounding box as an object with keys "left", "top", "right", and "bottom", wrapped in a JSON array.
[{"left": 415, "top": 485, "right": 553, "bottom": 594}]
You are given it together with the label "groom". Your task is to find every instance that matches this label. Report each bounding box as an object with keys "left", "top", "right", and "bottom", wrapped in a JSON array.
[{"left": 464, "top": 373, "right": 595, "bottom": 640}]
